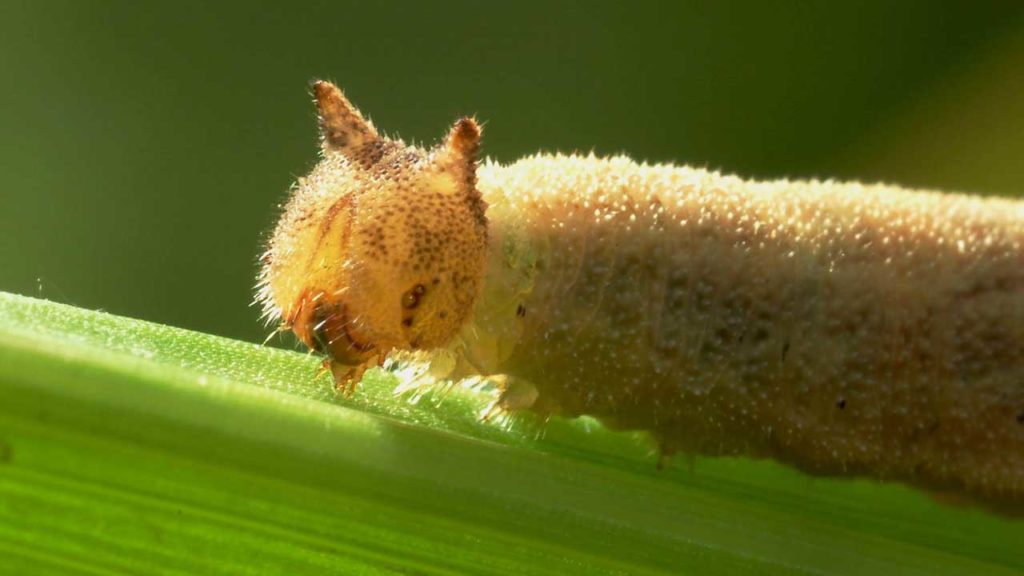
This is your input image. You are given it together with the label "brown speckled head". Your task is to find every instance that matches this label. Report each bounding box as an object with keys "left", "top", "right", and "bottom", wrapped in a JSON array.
[{"left": 256, "top": 81, "right": 488, "bottom": 386}]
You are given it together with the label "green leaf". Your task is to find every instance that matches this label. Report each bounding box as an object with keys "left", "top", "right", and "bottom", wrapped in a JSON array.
[{"left": 0, "top": 291, "right": 1020, "bottom": 575}]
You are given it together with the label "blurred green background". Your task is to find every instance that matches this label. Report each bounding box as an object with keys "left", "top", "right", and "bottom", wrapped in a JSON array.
[{"left": 2, "top": 2, "right": 1022, "bottom": 344}]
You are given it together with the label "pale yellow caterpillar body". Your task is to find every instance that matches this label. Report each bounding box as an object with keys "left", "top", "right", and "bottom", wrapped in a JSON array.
[{"left": 257, "top": 81, "right": 1024, "bottom": 514}]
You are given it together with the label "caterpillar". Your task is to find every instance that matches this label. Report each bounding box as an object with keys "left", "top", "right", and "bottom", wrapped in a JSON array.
[{"left": 257, "top": 81, "right": 1024, "bottom": 515}]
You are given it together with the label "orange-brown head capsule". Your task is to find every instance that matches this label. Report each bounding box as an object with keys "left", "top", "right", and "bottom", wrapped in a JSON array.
[{"left": 256, "top": 81, "right": 488, "bottom": 385}]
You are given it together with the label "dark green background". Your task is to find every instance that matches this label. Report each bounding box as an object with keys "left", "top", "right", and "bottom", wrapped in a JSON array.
[{"left": 2, "top": 2, "right": 1023, "bottom": 343}]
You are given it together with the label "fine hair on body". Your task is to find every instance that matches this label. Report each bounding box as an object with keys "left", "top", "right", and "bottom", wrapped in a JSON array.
[{"left": 258, "top": 81, "right": 1024, "bottom": 515}]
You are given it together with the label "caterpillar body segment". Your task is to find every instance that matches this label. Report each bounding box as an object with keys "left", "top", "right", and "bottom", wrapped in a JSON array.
[{"left": 258, "top": 81, "right": 1024, "bottom": 514}]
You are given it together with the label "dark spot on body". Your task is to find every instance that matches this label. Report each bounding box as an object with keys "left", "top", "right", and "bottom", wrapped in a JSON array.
[
  {"left": 439, "top": 311, "right": 448, "bottom": 319},
  {"left": 837, "top": 398, "right": 846, "bottom": 410},
  {"left": 516, "top": 304, "right": 526, "bottom": 317},
  {"left": 401, "top": 318, "right": 413, "bottom": 327},
  {"left": 781, "top": 340, "right": 790, "bottom": 364},
  {"left": 1017, "top": 411, "right": 1024, "bottom": 424}
]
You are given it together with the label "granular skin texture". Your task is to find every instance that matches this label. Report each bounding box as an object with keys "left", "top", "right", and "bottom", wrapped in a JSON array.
[{"left": 258, "top": 81, "right": 1024, "bottom": 514}]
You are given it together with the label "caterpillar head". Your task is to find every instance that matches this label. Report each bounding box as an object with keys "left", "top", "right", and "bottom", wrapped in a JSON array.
[{"left": 257, "top": 81, "right": 488, "bottom": 374}]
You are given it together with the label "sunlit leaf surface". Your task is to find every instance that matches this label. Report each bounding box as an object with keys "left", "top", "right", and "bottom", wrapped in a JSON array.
[{"left": 0, "top": 292, "right": 1020, "bottom": 575}]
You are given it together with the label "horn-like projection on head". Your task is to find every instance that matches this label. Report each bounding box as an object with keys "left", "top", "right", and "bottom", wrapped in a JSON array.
[
  {"left": 312, "top": 80, "right": 380, "bottom": 153},
  {"left": 437, "top": 117, "right": 482, "bottom": 185}
]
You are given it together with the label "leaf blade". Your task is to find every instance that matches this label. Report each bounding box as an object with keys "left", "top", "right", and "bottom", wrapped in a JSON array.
[{"left": 0, "top": 292, "right": 1020, "bottom": 575}]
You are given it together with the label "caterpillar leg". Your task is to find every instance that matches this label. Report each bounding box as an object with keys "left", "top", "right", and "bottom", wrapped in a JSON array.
[
  {"left": 326, "top": 352, "right": 385, "bottom": 396},
  {"left": 388, "top": 349, "right": 461, "bottom": 397},
  {"left": 481, "top": 375, "right": 540, "bottom": 421}
]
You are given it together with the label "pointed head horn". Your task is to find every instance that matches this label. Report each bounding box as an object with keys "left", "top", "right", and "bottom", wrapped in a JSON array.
[
  {"left": 312, "top": 80, "right": 380, "bottom": 154},
  {"left": 437, "top": 116, "right": 481, "bottom": 184}
]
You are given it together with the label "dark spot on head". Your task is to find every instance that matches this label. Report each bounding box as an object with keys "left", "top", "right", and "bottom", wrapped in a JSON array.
[
  {"left": 516, "top": 304, "right": 526, "bottom": 318},
  {"left": 402, "top": 284, "right": 427, "bottom": 309},
  {"left": 837, "top": 398, "right": 846, "bottom": 410},
  {"left": 351, "top": 139, "right": 391, "bottom": 168}
]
